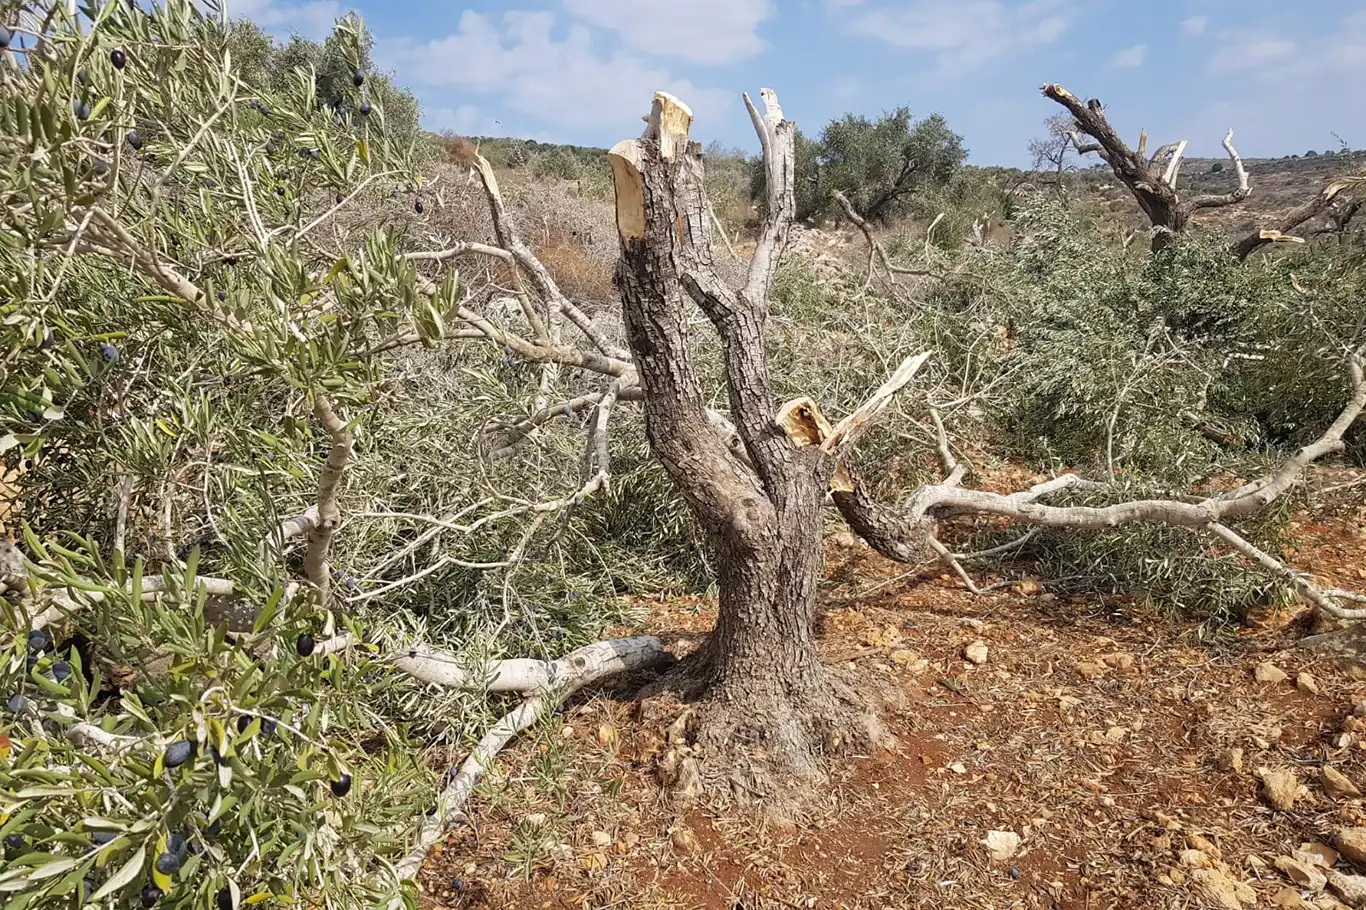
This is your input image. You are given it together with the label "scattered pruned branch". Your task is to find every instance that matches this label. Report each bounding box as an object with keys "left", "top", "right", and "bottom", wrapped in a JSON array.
[
  {"left": 1232, "top": 180, "right": 1352, "bottom": 260},
  {"left": 392, "top": 636, "right": 670, "bottom": 882},
  {"left": 830, "top": 190, "right": 936, "bottom": 291}
]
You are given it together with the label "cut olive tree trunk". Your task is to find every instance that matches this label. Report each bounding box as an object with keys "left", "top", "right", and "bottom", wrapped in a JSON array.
[{"left": 607, "top": 91, "right": 903, "bottom": 804}]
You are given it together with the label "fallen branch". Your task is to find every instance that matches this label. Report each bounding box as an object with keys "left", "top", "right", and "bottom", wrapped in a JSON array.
[{"left": 392, "top": 636, "right": 670, "bottom": 882}]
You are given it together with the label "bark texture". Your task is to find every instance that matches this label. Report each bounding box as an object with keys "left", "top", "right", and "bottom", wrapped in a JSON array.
[{"left": 609, "top": 91, "right": 886, "bottom": 808}]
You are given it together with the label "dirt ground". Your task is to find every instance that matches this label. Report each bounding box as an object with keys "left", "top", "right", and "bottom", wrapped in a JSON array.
[{"left": 418, "top": 475, "right": 1366, "bottom": 910}]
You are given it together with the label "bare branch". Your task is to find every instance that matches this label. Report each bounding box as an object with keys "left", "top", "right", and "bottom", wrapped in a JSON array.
[
  {"left": 392, "top": 636, "right": 670, "bottom": 882},
  {"left": 305, "top": 393, "right": 352, "bottom": 603},
  {"left": 1233, "top": 180, "right": 1351, "bottom": 259}
]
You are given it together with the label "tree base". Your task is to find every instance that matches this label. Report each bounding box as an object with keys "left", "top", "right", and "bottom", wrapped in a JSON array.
[{"left": 636, "top": 647, "right": 893, "bottom": 821}]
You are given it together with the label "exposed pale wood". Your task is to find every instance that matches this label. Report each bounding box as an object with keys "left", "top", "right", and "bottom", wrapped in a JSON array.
[{"left": 393, "top": 636, "right": 669, "bottom": 882}]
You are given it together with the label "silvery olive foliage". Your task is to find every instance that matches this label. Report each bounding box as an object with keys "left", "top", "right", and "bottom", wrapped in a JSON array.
[{"left": 0, "top": 2, "right": 492, "bottom": 907}]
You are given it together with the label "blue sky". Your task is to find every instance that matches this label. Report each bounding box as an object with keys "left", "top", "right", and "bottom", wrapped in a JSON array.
[{"left": 232, "top": 0, "right": 1366, "bottom": 165}]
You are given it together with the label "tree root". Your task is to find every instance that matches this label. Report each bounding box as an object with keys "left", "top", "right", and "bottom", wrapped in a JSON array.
[{"left": 640, "top": 649, "right": 892, "bottom": 822}]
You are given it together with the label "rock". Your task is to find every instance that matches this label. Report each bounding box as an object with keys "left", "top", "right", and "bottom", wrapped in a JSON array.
[
  {"left": 1189, "top": 834, "right": 1222, "bottom": 860},
  {"left": 596, "top": 724, "right": 620, "bottom": 749},
  {"left": 1325, "top": 767, "right": 1364, "bottom": 799},
  {"left": 1013, "top": 578, "right": 1042, "bottom": 596},
  {"left": 1075, "top": 660, "right": 1106, "bottom": 680},
  {"left": 1217, "top": 748, "right": 1245, "bottom": 773},
  {"left": 1330, "top": 871, "right": 1366, "bottom": 908},
  {"left": 890, "top": 649, "right": 919, "bottom": 666},
  {"left": 964, "top": 641, "right": 989, "bottom": 665},
  {"left": 1192, "top": 868, "right": 1257, "bottom": 909},
  {"left": 1256, "top": 662, "right": 1289, "bottom": 684},
  {"left": 1276, "top": 854, "right": 1329, "bottom": 892},
  {"left": 1336, "top": 828, "right": 1366, "bottom": 866},
  {"left": 983, "top": 830, "right": 1021, "bottom": 861},
  {"left": 590, "top": 831, "right": 612, "bottom": 848},
  {"left": 1180, "top": 848, "right": 1213, "bottom": 868},
  {"left": 1272, "top": 887, "right": 1316, "bottom": 909},
  {"left": 961, "top": 618, "right": 985, "bottom": 630},
  {"left": 1102, "top": 652, "right": 1136, "bottom": 671},
  {"left": 669, "top": 825, "right": 699, "bottom": 854},
  {"left": 1260, "top": 768, "right": 1304, "bottom": 810},
  {"left": 1300, "top": 671, "right": 1322, "bottom": 694},
  {"left": 1301, "top": 843, "right": 1341, "bottom": 869}
]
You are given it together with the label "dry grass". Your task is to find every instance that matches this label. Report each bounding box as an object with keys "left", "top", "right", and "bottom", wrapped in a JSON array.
[{"left": 415, "top": 467, "right": 1366, "bottom": 910}]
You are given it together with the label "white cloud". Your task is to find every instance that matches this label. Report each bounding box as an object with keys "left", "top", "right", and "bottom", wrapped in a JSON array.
[
  {"left": 225, "top": 0, "right": 340, "bottom": 39},
  {"left": 379, "top": 10, "right": 735, "bottom": 138},
  {"left": 1206, "top": 37, "right": 1296, "bottom": 74},
  {"left": 560, "top": 0, "right": 776, "bottom": 65},
  {"left": 1181, "top": 15, "right": 1208, "bottom": 37},
  {"left": 835, "top": 0, "right": 1071, "bottom": 74},
  {"left": 1111, "top": 43, "right": 1146, "bottom": 68}
]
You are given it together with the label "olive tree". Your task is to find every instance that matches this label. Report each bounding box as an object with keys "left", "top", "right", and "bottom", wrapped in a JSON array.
[{"left": 0, "top": 2, "right": 663, "bottom": 907}]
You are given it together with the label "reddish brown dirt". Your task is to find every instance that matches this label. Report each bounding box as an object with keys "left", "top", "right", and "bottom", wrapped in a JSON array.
[{"left": 419, "top": 475, "right": 1366, "bottom": 910}]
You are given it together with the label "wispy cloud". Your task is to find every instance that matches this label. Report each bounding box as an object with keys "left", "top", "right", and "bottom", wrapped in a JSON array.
[
  {"left": 833, "top": 0, "right": 1071, "bottom": 75},
  {"left": 560, "top": 0, "right": 776, "bottom": 65},
  {"left": 1181, "top": 15, "right": 1208, "bottom": 38},
  {"left": 378, "top": 9, "right": 735, "bottom": 137},
  {"left": 225, "top": 0, "right": 340, "bottom": 39},
  {"left": 1111, "top": 43, "right": 1146, "bottom": 68}
]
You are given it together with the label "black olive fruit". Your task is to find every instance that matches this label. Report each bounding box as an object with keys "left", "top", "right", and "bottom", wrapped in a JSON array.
[
  {"left": 261, "top": 718, "right": 278, "bottom": 736},
  {"left": 359, "top": 100, "right": 372, "bottom": 116},
  {"left": 126, "top": 129, "right": 142, "bottom": 150},
  {"left": 276, "top": 187, "right": 286, "bottom": 197},
  {"left": 163, "top": 740, "right": 195, "bottom": 768},
  {"left": 91, "top": 830, "right": 116, "bottom": 846},
  {"left": 266, "top": 140, "right": 277, "bottom": 155},
  {"left": 335, "top": 194, "right": 344, "bottom": 205},
  {"left": 111, "top": 48, "right": 126, "bottom": 69},
  {"left": 140, "top": 884, "right": 162, "bottom": 907},
  {"left": 99, "top": 342, "right": 119, "bottom": 362},
  {"left": 236, "top": 714, "right": 252, "bottom": 734},
  {"left": 296, "top": 633, "right": 315, "bottom": 657},
  {"left": 167, "top": 833, "right": 187, "bottom": 856},
  {"left": 4, "top": 834, "right": 25, "bottom": 851},
  {"left": 352, "top": 69, "right": 365, "bottom": 87},
  {"left": 414, "top": 200, "right": 424, "bottom": 214},
  {"left": 74, "top": 100, "right": 91, "bottom": 120},
  {"left": 330, "top": 772, "right": 352, "bottom": 797},
  {"left": 27, "top": 630, "right": 45, "bottom": 652},
  {"left": 216, "top": 885, "right": 234, "bottom": 910},
  {"left": 91, "top": 157, "right": 108, "bottom": 175},
  {"left": 51, "top": 660, "right": 71, "bottom": 681},
  {"left": 40, "top": 330, "right": 54, "bottom": 349},
  {"left": 77, "top": 67, "right": 90, "bottom": 85},
  {"left": 206, "top": 818, "right": 222, "bottom": 837},
  {"left": 154, "top": 850, "right": 181, "bottom": 874},
  {"left": 7, "top": 693, "right": 27, "bottom": 714}
]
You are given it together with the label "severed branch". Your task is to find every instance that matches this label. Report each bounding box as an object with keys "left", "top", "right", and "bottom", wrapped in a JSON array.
[
  {"left": 392, "top": 636, "right": 671, "bottom": 882},
  {"left": 829, "top": 346, "right": 1366, "bottom": 620},
  {"left": 1232, "top": 180, "right": 1352, "bottom": 260},
  {"left": 830, "top": 189, "right": 936, "bottom": 291}
]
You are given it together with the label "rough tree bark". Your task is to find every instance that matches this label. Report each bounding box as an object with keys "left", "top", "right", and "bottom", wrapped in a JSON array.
[{"left": 607, "top": 91, "right": 889, "bottom": 807}]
